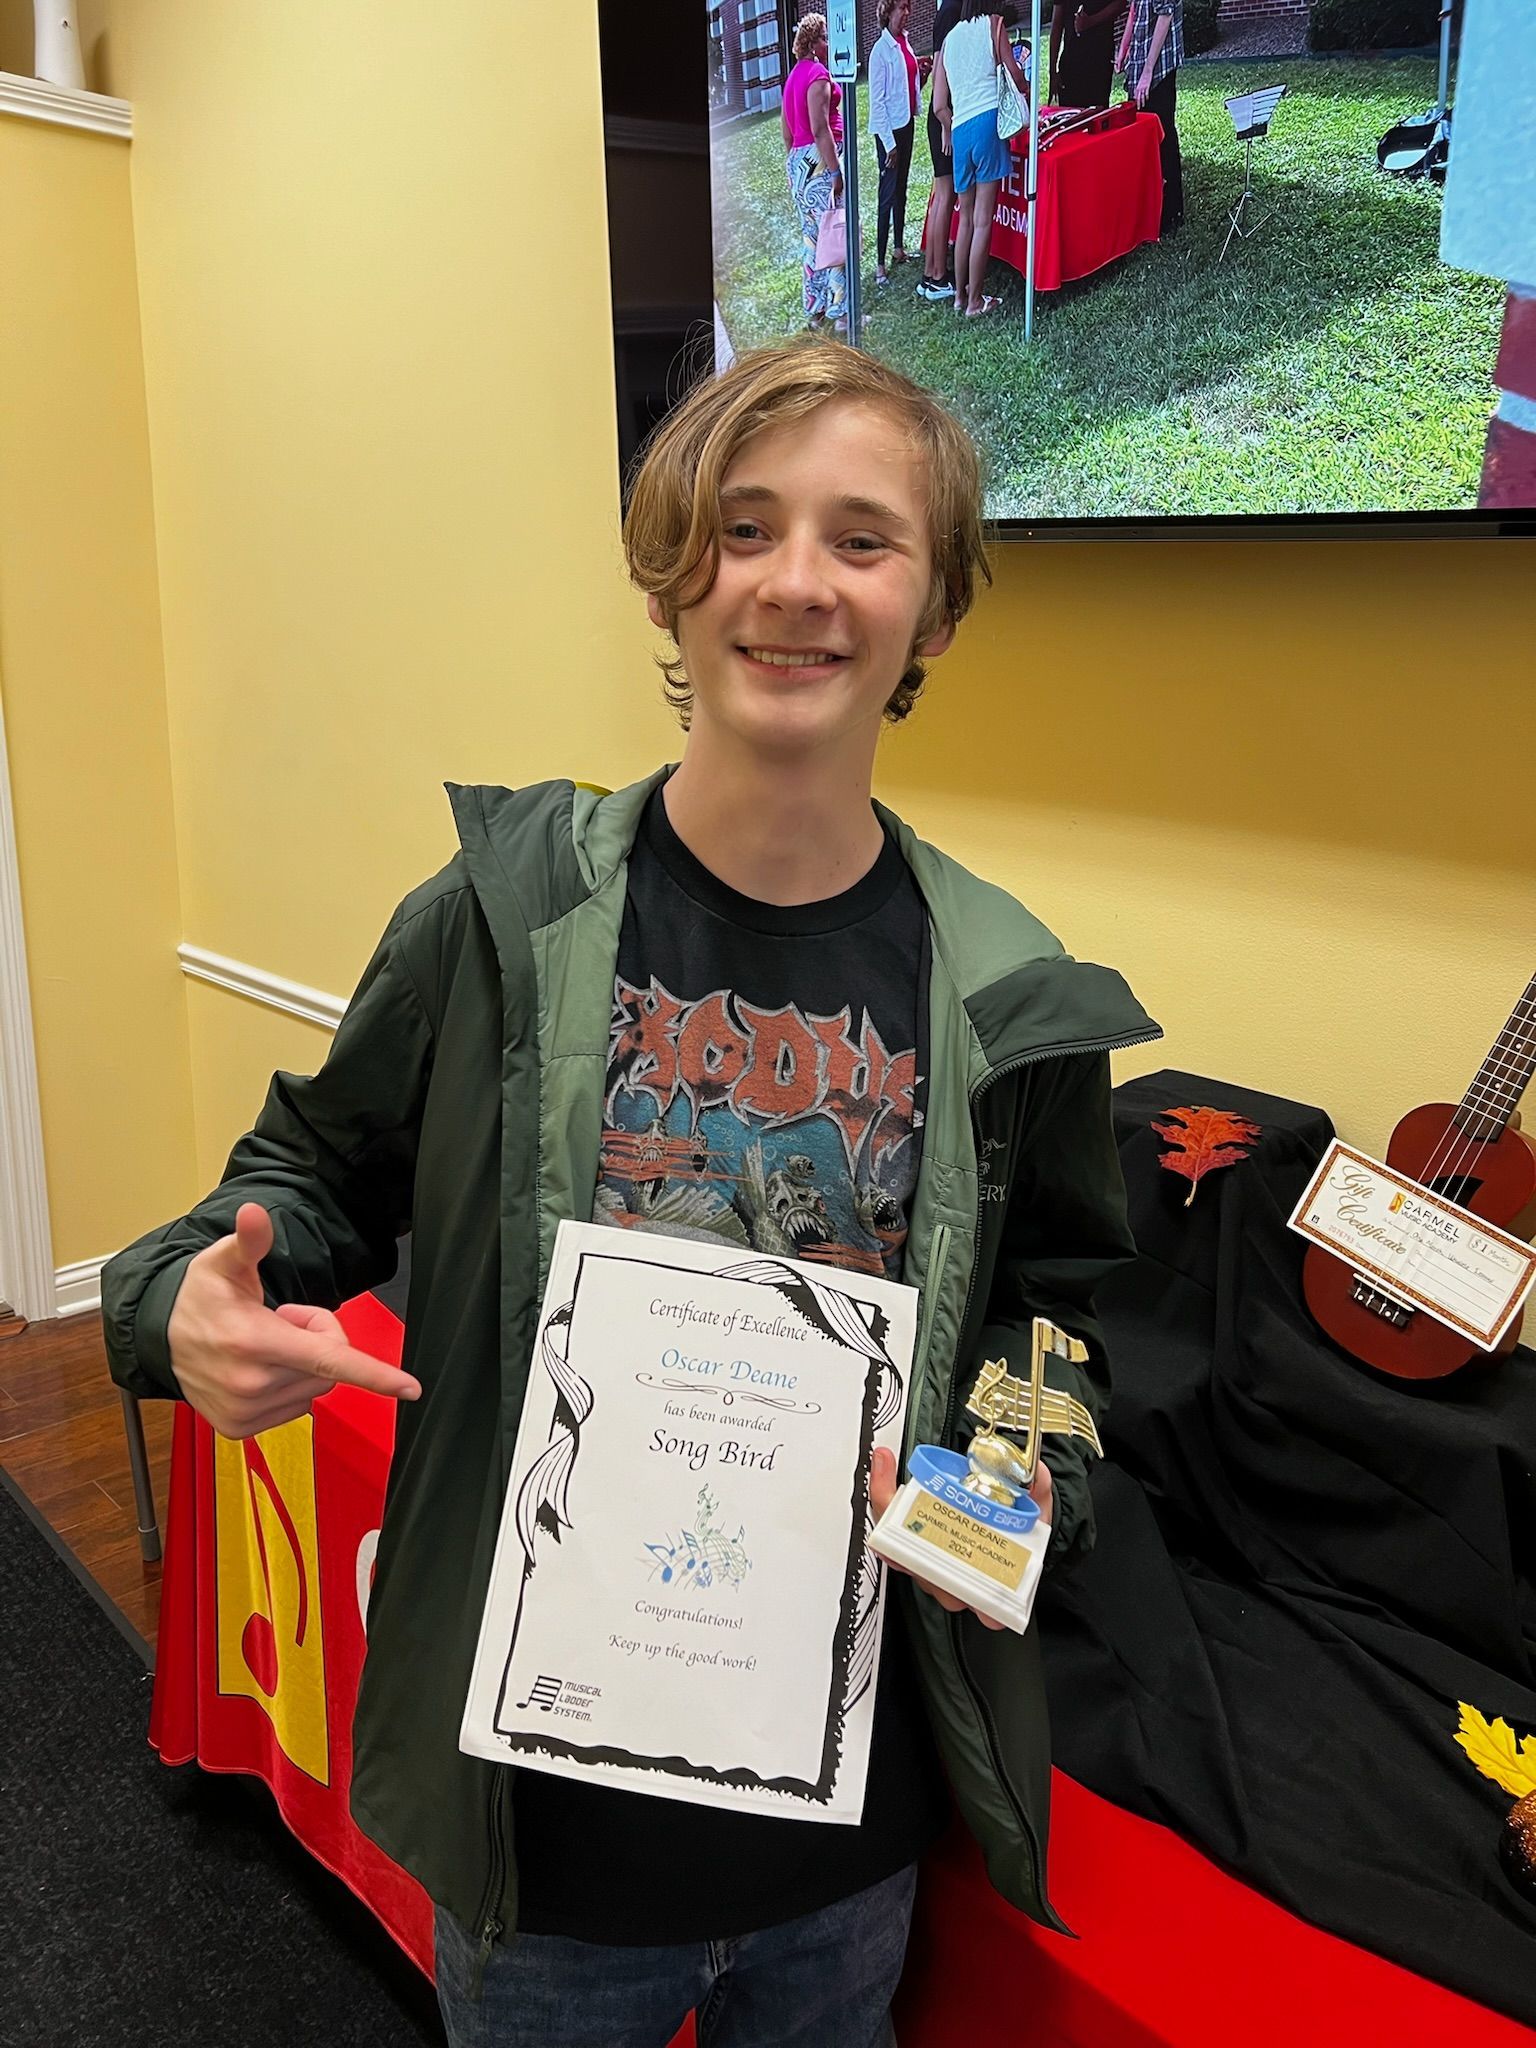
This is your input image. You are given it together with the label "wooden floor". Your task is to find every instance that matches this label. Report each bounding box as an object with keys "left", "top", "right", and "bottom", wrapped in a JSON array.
[{"left": 0, "top": 1309, "right": 173, "bottom": 1651}]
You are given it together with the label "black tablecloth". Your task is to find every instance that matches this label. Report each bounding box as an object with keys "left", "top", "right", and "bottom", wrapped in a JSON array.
[{"left": 1040, "top": 1070, "right": 1536, "bottom": 2027}]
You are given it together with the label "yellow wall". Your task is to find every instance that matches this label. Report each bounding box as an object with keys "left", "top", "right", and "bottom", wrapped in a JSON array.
[
  {"left": 8, "top": 2, "right": 1530, "bottom": 1274},
  {"left": 0, "top": 111, "right": 196, "bottom": 1267},
  {"left": 881, "top": 539, "right": 1534, "bottom": 1150},
  {"left": 89, "top": 2, "right": 666, "bottom": 1051},
  {"left": 69, "top": 1, "right": 676, "bottom": 1234},
  {"left": 0, "top": 3, "right": 48, "bottom": 80}
]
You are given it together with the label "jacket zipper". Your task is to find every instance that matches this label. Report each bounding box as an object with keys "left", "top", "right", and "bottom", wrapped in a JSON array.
[
  {"left": 914, "top": 1221, "right": 952, "bottom": 1421},
  {"left": 472, "top": 1772, "right": 510, "bottom": 1997},
  {"left": 936, "top": 1023, "right": 1160, "bottom": 1913},
  {"left": 949, "top": 1610, "right": 1051, "bottom": 1905}
]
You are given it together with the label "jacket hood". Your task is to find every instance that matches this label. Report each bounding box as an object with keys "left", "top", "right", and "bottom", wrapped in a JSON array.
[{"left": 446, "top": 772, "right": 1160, "bottom": 1079}]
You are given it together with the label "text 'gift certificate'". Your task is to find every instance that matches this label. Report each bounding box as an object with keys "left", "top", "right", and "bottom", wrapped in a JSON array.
[{"left": 460, "top": 1220, "right": 916, "bottom": 1822}]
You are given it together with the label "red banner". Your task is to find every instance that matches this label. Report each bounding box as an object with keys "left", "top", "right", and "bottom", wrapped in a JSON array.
[{"left": 150, "top": 1296, "right": 434, "bottom": 1975}]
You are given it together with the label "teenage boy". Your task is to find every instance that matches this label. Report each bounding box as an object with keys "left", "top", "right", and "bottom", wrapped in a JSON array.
[{"left": 104, "top": 340, "right": 1156, "bottom": 2048}]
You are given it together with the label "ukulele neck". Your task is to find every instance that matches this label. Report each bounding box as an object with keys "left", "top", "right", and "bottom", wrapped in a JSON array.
[{"left": 1455, "top": 970, "right": 1536, "bottom": 1144}]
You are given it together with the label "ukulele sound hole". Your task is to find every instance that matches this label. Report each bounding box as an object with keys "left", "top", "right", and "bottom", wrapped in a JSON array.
[{"left": 1426, "top": 1173, "right": 1483, "bottom": 1209}]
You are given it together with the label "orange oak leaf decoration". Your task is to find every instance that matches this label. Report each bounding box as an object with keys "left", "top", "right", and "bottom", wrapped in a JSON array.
[{"left": 1152, "top": 1105, "right": 1262, "bottom": 1208}]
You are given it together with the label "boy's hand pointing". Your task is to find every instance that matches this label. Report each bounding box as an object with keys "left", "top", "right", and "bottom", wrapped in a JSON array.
[{"left": 166, "top": 1200, "right": 422, "bottom": 1439}]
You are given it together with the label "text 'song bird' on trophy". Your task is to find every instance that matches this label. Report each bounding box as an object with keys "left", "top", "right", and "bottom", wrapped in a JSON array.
[{"left": 869, "top": 1318, "right": 1104, "bottom": 1633}]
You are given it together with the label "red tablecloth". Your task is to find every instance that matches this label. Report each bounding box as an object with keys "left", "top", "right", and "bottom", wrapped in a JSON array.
[
  {"left": 947, "top": 108, "right": 1163, "bottom": 292},
  {"left": 898, "top": 1797, "right": 1536, "bottom": 2048},
  {"left": 149, "top": 1294, "right": 435, "bottom": 1975},
  {"left": 150, "top": 1296, "right": 1533, "bottom": 2044}
]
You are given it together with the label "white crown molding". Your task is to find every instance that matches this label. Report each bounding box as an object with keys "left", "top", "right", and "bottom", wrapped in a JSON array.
[
  {"left": 0, "top": 70, "right": 132, "bottom": 139},
  {"left": 55, "top": 1255, "right": 105, "bottom": 1317},
  {"left": 178, "top": 944, "right": 345, "bottom": 1031},
  {"left": 0, "top": 697, "right": 57, "bottom": 1324}
]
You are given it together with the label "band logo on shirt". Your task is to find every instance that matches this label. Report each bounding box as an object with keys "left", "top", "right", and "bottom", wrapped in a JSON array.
[
  {"left": 598, "top": 976, "right": 922, "bottom": 1276},
  {"left": 607, "top": 978, "right": 917, "bottom": 1175}
]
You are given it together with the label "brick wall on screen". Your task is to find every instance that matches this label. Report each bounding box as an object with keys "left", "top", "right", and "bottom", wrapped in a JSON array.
[
  {"left": 1218, "top": 0, "right": 1309, "bottom": 21},
  {"left": 714, "top": 0, "right": 786, "bottom": 114},
  {"left": 854, "top": 1, "right": 939, "bottom": 58},
  {"left": 777, "top": 1, "right": 942, "bottom": 67}
]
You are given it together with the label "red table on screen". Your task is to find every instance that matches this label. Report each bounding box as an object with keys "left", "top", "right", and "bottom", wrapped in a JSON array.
[
  {"left": 944, "top": 108, "right": 1164, "bottom": 292},
  {"left": 148, "top": 1295, "right": 1533, "bottom": 2046}
]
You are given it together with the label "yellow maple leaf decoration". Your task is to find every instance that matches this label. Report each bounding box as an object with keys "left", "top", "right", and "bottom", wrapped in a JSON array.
[{"left": 1455, "top": 1703, "right": 1536, "bottom": 1800}]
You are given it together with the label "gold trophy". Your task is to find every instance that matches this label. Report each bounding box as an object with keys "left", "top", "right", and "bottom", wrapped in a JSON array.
[{"left": 869, "top": 1317, "right": 1103, "bottom": 1633}]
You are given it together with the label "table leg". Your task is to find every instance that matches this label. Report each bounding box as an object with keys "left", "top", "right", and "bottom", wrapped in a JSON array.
[{"left": 119, "top": 1387, "right": 162, "bottom": 1562}]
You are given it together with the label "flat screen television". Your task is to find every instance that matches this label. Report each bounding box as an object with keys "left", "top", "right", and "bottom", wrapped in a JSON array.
[{"left": 602, "top": 1, "right": 1534, "bottom": 540}]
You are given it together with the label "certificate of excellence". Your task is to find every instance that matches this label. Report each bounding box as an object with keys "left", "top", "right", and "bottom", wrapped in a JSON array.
[{"left": 459, "top": 1220, "right": 916, "bottom": 1822}]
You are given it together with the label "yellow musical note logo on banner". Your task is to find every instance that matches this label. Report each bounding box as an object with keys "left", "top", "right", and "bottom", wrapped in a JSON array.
[{"left": 213, "top": 1418, "right": 330, "bottom": 1785}]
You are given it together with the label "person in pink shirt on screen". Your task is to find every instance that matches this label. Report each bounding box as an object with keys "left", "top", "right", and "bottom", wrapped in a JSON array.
[{"left": 781, "top": 13, "right": 848, "bottom": 330}]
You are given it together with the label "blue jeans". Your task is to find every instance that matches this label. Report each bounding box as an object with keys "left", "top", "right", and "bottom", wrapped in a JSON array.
[{"left": 434, "top": 1863, "right": 917, "bottom": 2048}]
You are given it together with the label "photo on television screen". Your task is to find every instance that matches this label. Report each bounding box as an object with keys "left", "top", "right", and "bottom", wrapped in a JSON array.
[{"left": 705, "top": 0, "right": 1532, "bottom": 529}]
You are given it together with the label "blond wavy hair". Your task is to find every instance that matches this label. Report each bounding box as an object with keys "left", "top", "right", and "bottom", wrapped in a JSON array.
[
  {"left": 623, "top": 339, "right": 991, "bottom": 727},
  {"left": 792, "top": 13, "right": 827, "bottom": 61}
]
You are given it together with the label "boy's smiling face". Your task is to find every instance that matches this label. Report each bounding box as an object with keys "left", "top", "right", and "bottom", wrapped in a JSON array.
[{"left": 649, "top": 398, "right": 954, "bottom": 764}]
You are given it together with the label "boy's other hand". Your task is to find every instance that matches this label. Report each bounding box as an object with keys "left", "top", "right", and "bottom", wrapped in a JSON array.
[
  {"left": 868, "top": 1445, "right": 1053, "bottom": 1630},
  {"left": 166, "top": 1200, "right": 422, "bottom": 1440}
]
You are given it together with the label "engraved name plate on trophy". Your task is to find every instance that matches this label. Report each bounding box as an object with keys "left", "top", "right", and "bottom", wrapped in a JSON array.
[{"left": 868, "top": 1317, "right": 1103, "bottom": 1634}]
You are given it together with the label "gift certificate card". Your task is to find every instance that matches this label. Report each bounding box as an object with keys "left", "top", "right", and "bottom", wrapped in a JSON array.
[
  {"left": 1288, "top": 1139, "right": 1536, "bottom": 1350},
  {"left": 459, "top": 1221, "right": 916, "bottom": 1822}
]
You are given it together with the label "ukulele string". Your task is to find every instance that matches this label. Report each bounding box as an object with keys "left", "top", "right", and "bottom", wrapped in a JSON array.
[
  {"left": 1382, "top": 1069, "right": 1496, "bottom": 1329},
  {"left": 1413, "top": 1080, "right": 1492, "bottom": 1200},
  {"left": 1423, "top": 1029, "right": 1529, "bottom": 1189},
  {"left": 1415, "top": 986, "right": 1535, "bottom": 1193},
  {"left": 1405, "top": 1016, "right": 1536, "bottom": 1323},
  {"left": 1373, "top": 985, "right": 1534, "bottom": 1320}
]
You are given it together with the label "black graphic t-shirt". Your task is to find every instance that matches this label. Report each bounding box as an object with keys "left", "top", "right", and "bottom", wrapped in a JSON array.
[
  {"left": 512, "top": 788, "right": 951, "bottom": 1944},
  {"left": 595, "top": 789, "right": 929, "bottom": 1276}
]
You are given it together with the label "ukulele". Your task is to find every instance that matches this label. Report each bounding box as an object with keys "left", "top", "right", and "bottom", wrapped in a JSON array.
[{"left": 1302, "top": 972, "right": 1536, "bottom": 1379}]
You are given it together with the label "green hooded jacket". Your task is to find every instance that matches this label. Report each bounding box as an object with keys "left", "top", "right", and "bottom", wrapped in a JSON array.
[{"left": 102, "top": 770, "right": 1159, "bottom": 1968}]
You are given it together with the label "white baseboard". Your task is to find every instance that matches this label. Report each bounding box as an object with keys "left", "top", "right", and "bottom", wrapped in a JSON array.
[{"left": 54, "top": 1256, "right": 107, "bottom": 1317}]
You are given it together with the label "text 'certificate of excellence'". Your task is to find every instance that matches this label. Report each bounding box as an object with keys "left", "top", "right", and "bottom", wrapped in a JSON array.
[{"left": 460, "top": 1220, "right": 916, "bottom": 1822}]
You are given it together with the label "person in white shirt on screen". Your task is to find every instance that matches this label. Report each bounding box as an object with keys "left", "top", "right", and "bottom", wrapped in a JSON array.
[{"left": 868, "top": 0, "right": 924, "bottom": 287}]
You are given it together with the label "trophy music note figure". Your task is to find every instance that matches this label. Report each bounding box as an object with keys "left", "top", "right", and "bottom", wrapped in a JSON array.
[{"left": 869, "top": 1316, "right": 1104, "bottom": 1633}]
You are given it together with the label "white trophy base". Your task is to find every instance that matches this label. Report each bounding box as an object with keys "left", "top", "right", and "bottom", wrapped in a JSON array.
[{"left": 870, "top": 1474, "right": 1050, "bottom": 1634}]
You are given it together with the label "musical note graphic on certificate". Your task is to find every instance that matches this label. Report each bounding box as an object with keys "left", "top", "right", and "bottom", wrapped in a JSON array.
[{"left": 643, "top": 1487, "right": 751, "bottom": 1594}]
